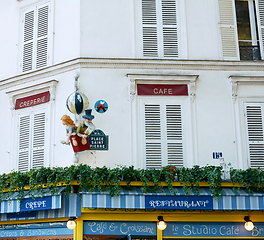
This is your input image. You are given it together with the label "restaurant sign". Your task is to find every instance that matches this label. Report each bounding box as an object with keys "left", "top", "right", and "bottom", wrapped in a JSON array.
[
  {"left": 137, "top": 84, "right": 188, "bottom": 96},
  {"left": 164, "top": 222, "right": 264, "bottom": 238},
  {"left": 145, "top": 195, "right": 213, "bottom": 210},
  {"left": 83, "top": 221, "right": 156, "bottom": 235},
  {"left": 20, "top": 196, "right": 53, "bottom": 212},
  {"left": 15, "top": 91, "right": 50, "bottom": 110}
]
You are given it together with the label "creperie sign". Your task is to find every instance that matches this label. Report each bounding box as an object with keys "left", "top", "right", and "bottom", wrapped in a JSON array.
[
  {"left": 15, "top": 91, "right": 50, "bottom": 110},
  {"left": 137, "top": 84, "right": 188, "bottom": 96}
]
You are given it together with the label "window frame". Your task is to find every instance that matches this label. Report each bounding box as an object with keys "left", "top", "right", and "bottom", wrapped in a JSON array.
[
  {"left": 6, "top": 80, "right": 58, "bottom": 171},
  {"left": 19, "top": 0, "right": 53, "bottom": 73},
  {"left": 135, "top": 0, "right": 187, "bottom": 59},
  {"left": 128, "top": 74, "right": 198, "bottom": 169},
  {"left": 230, "top": 76, "right": 264, "bottom": 169},
  {"left": 17, "top": 105, "right": 48, "bottom": 172},
  {"left": 138, "top": 96, "right": 188, "bottom": 169},
  {"left": 243, "top": 102, "right": 264, "bottom": 169}
]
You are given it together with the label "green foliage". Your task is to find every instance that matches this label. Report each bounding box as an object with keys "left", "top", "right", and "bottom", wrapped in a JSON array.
[
  {"left": 177, "top": 165, "right": 223, "bottom": 198},
  {"left": 230, "top": 167, "right": 264, "bottom": 193},
  {"left": 0, "top": 165, "right": 263, "bottom": 202}
]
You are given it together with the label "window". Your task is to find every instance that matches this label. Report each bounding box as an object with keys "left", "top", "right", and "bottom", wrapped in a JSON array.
[
  {"left": 6, "top": 80, "right": 58, "bottom": 172},
  {"left": 18, "top": 109, "right": 47, "bottom": 172},
  {"left": 244, "top": 103, "right": 264, "bottom": 169},
  {"left": 21, "top": 2, "right": 50, "bottom": 72},
  {"left": 218, "top": 0, "right": 264, "bottom": 60},
  {"left": 230, "top": 76, "right": 264, "bottom": 169},
  {"left": 128, "top": 74, "right": 198, "bottom": 169},
  {"left": 140, "top": 99, "right": 185, "bottom": 169},
  {"left": 141, "top": 0, "right": 178, "bottom": 58},
  {"left": 235, "top": 0, "right": 260, "bottom": 60}
]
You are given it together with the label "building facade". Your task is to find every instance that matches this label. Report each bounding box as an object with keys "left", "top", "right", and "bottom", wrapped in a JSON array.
[{"left": 0, "top": 0, "right": 264, "bottom": 239}]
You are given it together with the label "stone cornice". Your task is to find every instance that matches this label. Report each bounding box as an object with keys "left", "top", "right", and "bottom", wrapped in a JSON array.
[{"left": 1, "top": 58, "right": 264, "bottom": 90}]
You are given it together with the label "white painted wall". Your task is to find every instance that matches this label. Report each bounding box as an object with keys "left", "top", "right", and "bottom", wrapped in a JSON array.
[{"left": 0, "top": 1, "right": 264, "bottom": 174}]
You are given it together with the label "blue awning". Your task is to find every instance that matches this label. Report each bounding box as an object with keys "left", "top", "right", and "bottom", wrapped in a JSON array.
[
  {"left": 81, "top": 187, "right": 264, "bottom": 211},
  {"left": 0, "top": 188, "right": 81, "bottom": 220}
]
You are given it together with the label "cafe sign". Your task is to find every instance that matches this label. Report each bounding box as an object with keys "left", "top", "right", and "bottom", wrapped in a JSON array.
[
  {"left": 137, "top": 84, "right": 188, "bottom": 96},
  {"left": 15, "top": 91, "right": 50, "bottom": 110},
  {"left": 164, "top": 222, "right": 264, "bottom": 238}
]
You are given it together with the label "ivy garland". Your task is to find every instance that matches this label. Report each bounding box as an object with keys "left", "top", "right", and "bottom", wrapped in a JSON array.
[{"left": 0, "top": 164, "right": 263, "bottom": 202}]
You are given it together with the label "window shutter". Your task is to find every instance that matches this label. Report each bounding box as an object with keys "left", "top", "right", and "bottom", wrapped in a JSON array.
[
  {"left": 141, "top": 0, "right": 178, "bottom": 58},
  {"left": 142, "top": 0, "right": 158, "bottom": 57},
  {"left": 144, "top": 103, "right": 183, "bottom": 169},
  {"left": 22, "top": 10, "right": 34, "bottom": 72},
  {"left": 145, "top": 104, "right": 162, "bottom": 169},
  {"left": 255, "top": 0, "right": 264, "bottom": 60},
  {"left": 218, "top": 0, "right": 239, "bottom": 60},
  {"left": 36, "top": 5, "right": 49, "bottom": 69},
  {"left": 22, "top": 4, "right": 49, "bottom": 72},
  {"left": 18, "top": 115, "right": 31, "bottom": 172},
  {"left": 32, "top": 112, "right": 46, "bottom": 169},
  {"left": 166, "top": 105, "right": 183, "bottom": 167},
  {"left": 162, "top": 0, "right": 178, "bottom": 57},
  {"left": 18, "top": 111, "right": 46, "bottom": 172},
  {"left": 245, "top": 104, "right": 264, "bottom": 169}
]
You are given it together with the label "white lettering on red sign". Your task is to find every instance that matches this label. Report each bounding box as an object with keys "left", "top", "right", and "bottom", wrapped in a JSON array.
[
  {"left": 153, "top": 88, "right": 173, "bottom": 95},
  {"left": 19, "top": 96, "right": 46, "bottom": 108}
]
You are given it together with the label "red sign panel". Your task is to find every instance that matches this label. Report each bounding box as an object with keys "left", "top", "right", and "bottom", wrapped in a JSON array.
[
  {"left": 137, "top": 84, "right": 188, "bottom": 96},
  {"left": 15, "top": 91, "right": 50, "bottom": 110}
]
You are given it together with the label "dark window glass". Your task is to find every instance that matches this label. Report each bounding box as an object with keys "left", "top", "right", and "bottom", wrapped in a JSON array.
[{"left": 236, "top": 0, "right": 251, "bottom": 42}]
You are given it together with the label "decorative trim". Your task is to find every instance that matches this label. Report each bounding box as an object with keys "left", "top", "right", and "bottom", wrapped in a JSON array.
[
  {"left": 127, "top": 74, "right": 198, "bottom": 101},
  {"left": 6, "top": 80, "right": 58, "bottom": 110},
  {"left": 1, "top": 58, "right": 264, "bottom": 90},
  {"left": 229, "top": 76, "right": 264, "bottom": 102}
]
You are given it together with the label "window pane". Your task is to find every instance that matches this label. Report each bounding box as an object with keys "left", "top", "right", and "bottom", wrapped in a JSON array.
[{"left": 235, "top": 1, "right": 251, "bottom": 42}]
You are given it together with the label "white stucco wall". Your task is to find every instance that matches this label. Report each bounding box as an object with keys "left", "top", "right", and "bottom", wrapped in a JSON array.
[{"left": 0, "top": 1, "right": 264, "bottom": 174}]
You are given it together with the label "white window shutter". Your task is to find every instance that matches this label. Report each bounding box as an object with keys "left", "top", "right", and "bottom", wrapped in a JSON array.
[
  {"left": 32, "top": 112, "right": 46, "bottom": 169},
  {"left": 142, "top": 0, "right": 178, "bottom": 58},
  {"left": 144, "top": 103, "right": 183, "bottom": 169},
  {"left": 36, "top": 5, "right": 49, "bottom": 69},
  {"left": 18, "top": 110, "right": 46, "bottom": 172},
  {"left": 255, "top": 0, "right": 264, "bottom": 60},
  {"left": 22, "top": 10, "right": 34, "bottom": 72},
  {"left": 22, "top": 4, "right": 49, "bottom": 72},
  {"left": 218, "top": 0, "right": 239, "bottom": 60},
  {"left": 142, "top": 0, "right": 158, "bottom": 57},
  {"left": 18, "top": 115, "right": 31, "bottom": 172},
  {"left": 145, "top": 104, "right": 162, "bottom": 169},
  {"left": 245, "top": 104, "right": 264, "bottom": 169},
  {"left": 162, "top": 0, "right": 178, "bottom": 57},
  {"left": 166, "top": 105, "right": 183, "bottom": 167}
]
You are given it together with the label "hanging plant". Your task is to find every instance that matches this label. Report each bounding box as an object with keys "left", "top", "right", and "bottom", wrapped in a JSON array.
[{"left": 0, "top": 164, "right": 263, "bottom": 202}]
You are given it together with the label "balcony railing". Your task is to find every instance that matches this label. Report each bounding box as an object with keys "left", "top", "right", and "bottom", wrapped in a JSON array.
[{"left": 239, "top": 45, "right": 261, "bottom": 60}]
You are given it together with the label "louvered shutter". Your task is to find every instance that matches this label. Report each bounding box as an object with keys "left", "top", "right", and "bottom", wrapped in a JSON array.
[
  {"left": 22, "top": 10, "right": 34, "bottom": 72},
  {"left": 141, "top": 0, "right": 178, "bottom": 58},
  {"left": 218, "top": 0, "right": 239, "bottom": 60},
  {"left": 22, "top": 4, "right": 49, "bottom": 72},
  {"left": 18, "top": 114, "right": 31, "bottom": 172},
  {"left": 144, "top": 103, "right": 183, "bottom": 169},
  {"left": 32, "top": 112, "right": 46, "bottom": 169},
  {"left": 142, "top": 0, "right": 158, "bottom": 57},
  {"left": 166, "top": 105, "right": 183, "bottom": 166},
  {"left": 145, "top": 104, "right": 162, "bottom": 168},
  {"left": 162, "top": 0, "right": 178, "bottom": 57},
  {"left": 18, "top": 110, "right": 46, "bottom": 172},
  {"left": 255, "top": 0, "right": 264, "bottom": 60},
  {"left": 245, "top": 104, "right": 264, "bottom": 169},
  {"left": 36, "top": 5, "right": 49, "bottom": 69}
]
